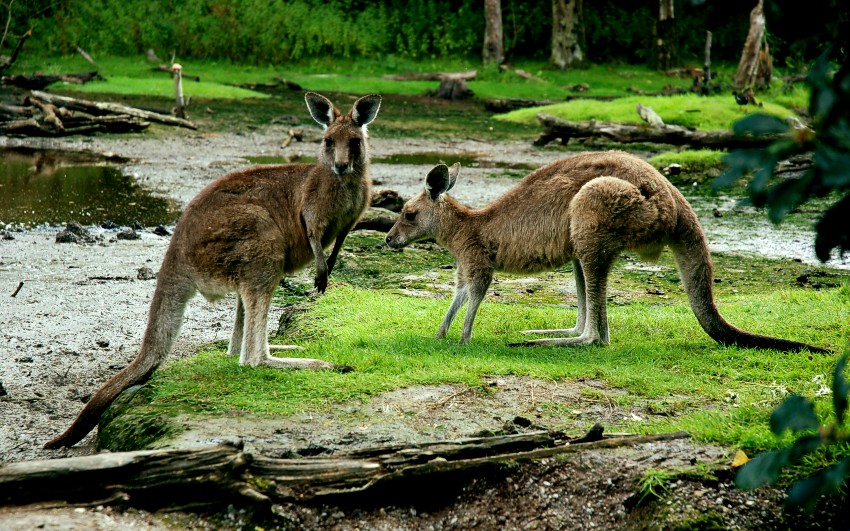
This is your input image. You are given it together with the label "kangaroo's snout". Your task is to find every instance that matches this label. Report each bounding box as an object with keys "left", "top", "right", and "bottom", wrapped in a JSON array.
[{"left": 334, "top": 162, "right": 351, "bottom": 175}]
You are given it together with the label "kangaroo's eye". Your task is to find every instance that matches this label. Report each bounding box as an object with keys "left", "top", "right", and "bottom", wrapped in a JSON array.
[
  {"left": 349, "top": 138, "right": 361, "bottom": 150},
  {"left": 324, "top": 139, "right": 334, "bottom": 149},
  {"left": 404, "top": 212, "right": 417, "bottom": 222}
]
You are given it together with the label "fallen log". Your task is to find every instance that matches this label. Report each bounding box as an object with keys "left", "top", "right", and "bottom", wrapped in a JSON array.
[
  {"left": 0, "top": 114, "right": 150, "bottom": 136},
  {"left": 383, "top": 70, "right": 477, "bottom": 82},
  {"left": 1, "top": 71, "right": 101, "bottom": 90},
  {"left": 485, "top": 98, "right": 560, "bottom": 113},
  {"left": 0, "top": 430, "right": 690, "bottom": 509},
  {"left": 28, "top": 90, "right": 196, "bottom": 130},
  {"left": 0, "top": 441, "right": 257, "bottom": 510},
  {"left": 534, "top": 112, "right": 785, "bottom": 148}
]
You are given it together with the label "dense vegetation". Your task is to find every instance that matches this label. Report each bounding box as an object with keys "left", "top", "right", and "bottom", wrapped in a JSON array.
[{"left": 5, "top": 0, "right": 835, "bottom": 66}]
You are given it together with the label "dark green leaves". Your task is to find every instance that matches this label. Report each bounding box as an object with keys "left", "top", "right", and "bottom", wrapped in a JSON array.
[
  {"left": 735, "top": 435, "right": 823, "bottom": 490},
  {"left": 736, "top": 355, "right": 850, "bottom": 509},
  {"left": 770, "top": 394, "right": 820, "bottom": 435},
  {"left": 715, "top": 48, "right": 850, "bottom": 262},
  {"left": 786, "top": 458, "right": 850, "bottom": 510}
]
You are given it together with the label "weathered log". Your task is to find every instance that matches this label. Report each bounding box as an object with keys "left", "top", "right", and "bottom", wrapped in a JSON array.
[
  {"left": 354, "top": 217, "right": 396, "bottom": 233},
  {"left": 0, "top": 114, "right": 150, "bottom": 137},
  {"left": 534, "top": 112, "right": 784, "bottom": 148},
  {"left": 370, "top": 189, "right": 405, "bottom": 212},
  {"left": 29, "top": 90, "right": 197, "bottom": 129},
  {"left": 0, "top": 103, "right": 35, "bottom": 119},
  {"left": 1, "top": 71, "right": 101, "bottom": 90},
  {"left": 500, "top": 65, "right": 545, "bottom": 82},
  {"left": 0, "top": 441, "right": 256, "bottom": 510},
  {"left": 485, "top": 98, "right": 560, "bottom": 113},
  {"left": 383, "top": 70, "right": 477, "bottom": 82},
  {"left": 0, "top": 430, "right": 690, "bottom": 509}
]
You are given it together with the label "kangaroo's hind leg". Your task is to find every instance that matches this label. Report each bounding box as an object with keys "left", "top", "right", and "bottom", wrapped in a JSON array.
[
  {"left": 516, "top": 176, "right": 661, "bottom": 347},
  {"left": 522, "top": 258, "right": 587, "bottom": 337},
  {"left": 238, "top": 284, "right": 334, "bottom": 370}
]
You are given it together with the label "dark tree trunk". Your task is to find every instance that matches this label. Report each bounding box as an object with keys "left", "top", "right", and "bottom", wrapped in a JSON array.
[
  {"left": 654, "top": 0, "right": 676, "bottom": 71},
  {"left": 734, "top": 0, "right": 766, "bottom": 87},
  {"left": 483, "top": 0, "right": 504, "bottom": 65},
  {"left": 551, "top": 0, "right": 583, "bottom": 70}
]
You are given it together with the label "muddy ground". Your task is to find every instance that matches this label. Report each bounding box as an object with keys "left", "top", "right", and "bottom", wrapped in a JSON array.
[{"left": 0, "top": 125, "right": 846, "bottom": 529}]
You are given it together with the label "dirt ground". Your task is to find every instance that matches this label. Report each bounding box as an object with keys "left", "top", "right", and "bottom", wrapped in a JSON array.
[{"left": 0, "top": 127, "right": 845, "bottom": 529}]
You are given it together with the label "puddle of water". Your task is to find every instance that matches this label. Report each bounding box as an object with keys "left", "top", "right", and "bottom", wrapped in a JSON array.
[
  {"left": 244, "top": 151, "right": 536, "bottom": 171},
  {"left": 244, "top": 155, "right": 317, "bottom": 165},
  {"left": 373, "top": 151, "right": 537, "bottom": 171},
  {"left": 0, "top": 148, "right": 180, "bottom": 227}
]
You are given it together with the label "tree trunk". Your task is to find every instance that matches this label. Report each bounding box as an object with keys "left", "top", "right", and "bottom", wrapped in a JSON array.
[
  {"left": 483, "top": 0, "right": 504, "bottom": 65},
  {"left": 734, "top": 0, "right": 765, "bottom": 86},
  {"left": 655, "top": 0, "right": 675, "bottom": 70},
  {"left": 551, "top": 0, "right": 583, "bottom": 70}
]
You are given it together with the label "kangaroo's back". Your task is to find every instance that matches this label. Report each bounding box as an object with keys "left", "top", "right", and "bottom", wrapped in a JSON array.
[{"left": 480, "top": 151, "right": 679, "bottom": 272}]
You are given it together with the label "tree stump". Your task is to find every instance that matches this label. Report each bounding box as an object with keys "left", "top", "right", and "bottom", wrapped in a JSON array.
[{"left": 429, "top": 75, "right": 473, "bottom": 100}]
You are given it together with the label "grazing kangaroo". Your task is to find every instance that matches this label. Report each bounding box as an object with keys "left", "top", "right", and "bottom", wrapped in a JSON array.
[
  {"left": 45, "top": 92, "right": 381, "bottom": 449},
  {"left": 385, "top": 151, "right": 828, "bottom": 353}
]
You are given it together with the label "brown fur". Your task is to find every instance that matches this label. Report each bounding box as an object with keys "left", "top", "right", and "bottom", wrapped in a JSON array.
[
  {"left": 44, "top": 92, "right": 381, "bottom": 449},
  {"left": 386, "top": 151, "right": 828, "bottom": 353}
]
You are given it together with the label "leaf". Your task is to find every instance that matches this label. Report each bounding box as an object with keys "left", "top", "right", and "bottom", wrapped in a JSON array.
[
  {"left": 732, "top": 113, "right": 790, "bottom": 137},
  {"left": 714, "top": 149, "right": 763, "bottom": 190},
  {"left": 833, "top": 355, "right": 849, "bottom": 425},
  {"left": 814, "top": 196, "right": 850, "bottom": 261},
  {"left": 731, "top": 449, "right": 749, "bottom": 469},
  {"left": 770, "top": 394, "right": 820, "bottom": 435},
  {"left": 735, "top": 448, "right": 790, "bottom": 490},
  {"left": 736, "top": 435, "right": 823, "bottom": 491},
  {"left": 786, "top": 458, "right": 850, "bottom": 511}
]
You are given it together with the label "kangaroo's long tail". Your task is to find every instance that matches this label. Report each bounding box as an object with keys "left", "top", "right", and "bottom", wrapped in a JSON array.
[
  {"left": 669, "top": 202, "right": 830, "bottom": 354},
  {"left": 44, "top": 270, "right": 195, "bottom": 449}
]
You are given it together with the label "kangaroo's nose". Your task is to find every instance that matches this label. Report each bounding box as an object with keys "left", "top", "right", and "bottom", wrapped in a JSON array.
[{"left": 334, "top": 163, "right": 349, "bottom": 175}]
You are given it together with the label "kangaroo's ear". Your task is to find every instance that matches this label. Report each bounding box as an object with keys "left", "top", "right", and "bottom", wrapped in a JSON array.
[
  {"left": 351, "top": 94, "right": 381, "bottom": 127},
  {"left": 447, "top": 162, "right": 461, "bottom": 191},
  {"left": 425, "top": 164, "right": 452, "bottom": 201},
  {"left": 305, "top": 92, "right": 338, "bottom": 128}
]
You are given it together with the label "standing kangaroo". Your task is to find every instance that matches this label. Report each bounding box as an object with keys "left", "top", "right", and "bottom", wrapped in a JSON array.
[
  {"left": 385, "top": 151, "right": 828, "bottom": 353},
  {"left": 45, "top": 92, "right": 381, "bottom": 449}
]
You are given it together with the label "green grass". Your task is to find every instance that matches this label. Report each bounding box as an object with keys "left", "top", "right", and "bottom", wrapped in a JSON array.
[
  {"left": 124, "top": 230, "right": 848, "bottom": 452},
  {"left": 493, "top": 93, "right": 800, "bottom": 131},
  {"left": 648, "top": 149, "right": 727, "bottom": 175},
  {"left": 10, "top": 55, "right": 699, "bottom": 101}
]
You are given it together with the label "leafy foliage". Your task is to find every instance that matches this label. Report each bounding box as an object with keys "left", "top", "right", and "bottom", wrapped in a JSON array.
[
  {"left": 735, "top": 355, "right": 850, "bottom": 510},
  {"left": 1, "top": 0, "right": 818, "bottom": 65},
  {"left": 715, "top": 50, "right": 850, "bottom": 262}
]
